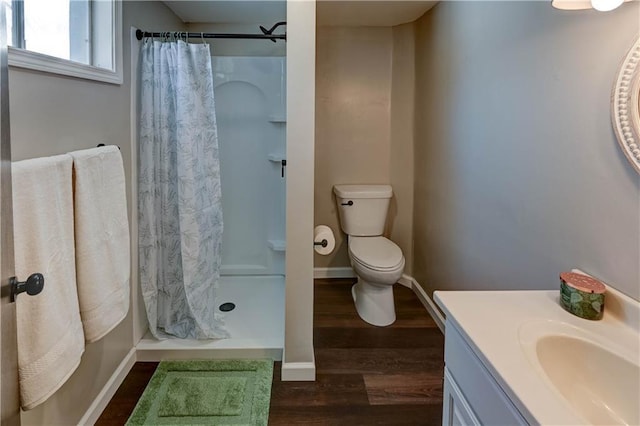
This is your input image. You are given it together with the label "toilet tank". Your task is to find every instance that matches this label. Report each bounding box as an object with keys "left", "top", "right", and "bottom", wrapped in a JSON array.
[{"left": 333, "top": 185, "right": 393, "bottom": 236}]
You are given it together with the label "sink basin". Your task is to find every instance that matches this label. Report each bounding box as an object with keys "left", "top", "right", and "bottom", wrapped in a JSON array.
[{"left": 519, "top": 320, "right": 640, "bottom": 425}]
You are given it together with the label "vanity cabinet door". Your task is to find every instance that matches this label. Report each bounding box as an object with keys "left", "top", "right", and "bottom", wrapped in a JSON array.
[
  {"left": 443, "top": 322, "right": 529, "bottom": 426},
  {"left": 443, "top": 368, "right": 480, "bottom": 426}
]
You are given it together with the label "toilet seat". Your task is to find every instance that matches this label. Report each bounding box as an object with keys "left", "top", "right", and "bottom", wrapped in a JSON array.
[{"left": 348, "top": 236, "right": 404, "bottom": 271}]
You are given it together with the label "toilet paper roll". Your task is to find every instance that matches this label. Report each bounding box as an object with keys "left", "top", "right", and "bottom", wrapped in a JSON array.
[{"left": 314, "top": 225, "right": 335, "bottom": 255}]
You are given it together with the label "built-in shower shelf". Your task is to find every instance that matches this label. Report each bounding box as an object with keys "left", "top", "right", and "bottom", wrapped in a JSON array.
[
  {"left": 267, "top": 153, "right": 286, "bottom": 163},
  {"left": 268, "top": 239, "right": 286, "bottom": 252},
  {"left": 268, "top": 114, "right": 286, "bottom": 123}
]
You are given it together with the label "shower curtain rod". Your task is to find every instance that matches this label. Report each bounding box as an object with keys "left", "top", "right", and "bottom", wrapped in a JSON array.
[{"left": 135, "top": 22, "right": 287, "bottom": 42}]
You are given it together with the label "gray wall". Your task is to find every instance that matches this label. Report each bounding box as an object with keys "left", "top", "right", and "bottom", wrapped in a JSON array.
[
  {"left": 413, "top": 1, "right": 640, "bottom": 300},
  {"left": 11, "top": 2, "right": 185, "bottom": 424}
]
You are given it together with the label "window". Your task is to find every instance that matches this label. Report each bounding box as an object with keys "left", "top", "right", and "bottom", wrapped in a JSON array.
[{"left": 2, "top": 0, "right": 122, "bottom": 84}]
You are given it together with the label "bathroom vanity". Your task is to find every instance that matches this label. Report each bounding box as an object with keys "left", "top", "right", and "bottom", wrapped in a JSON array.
[{"left": 435, "top": 277, "right": 640, "bottom": 426}]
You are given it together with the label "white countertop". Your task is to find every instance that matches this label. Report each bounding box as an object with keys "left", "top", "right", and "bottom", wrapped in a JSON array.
[{"left": 434, "top": 287, "right": 640, "bottom": 426}]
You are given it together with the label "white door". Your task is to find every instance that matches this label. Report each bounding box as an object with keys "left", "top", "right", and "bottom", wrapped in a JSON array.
[{"left": 0, "top": 2, "right": 20, "bottom": 424}]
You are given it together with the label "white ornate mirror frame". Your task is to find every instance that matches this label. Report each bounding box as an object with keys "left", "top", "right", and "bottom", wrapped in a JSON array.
[{"left": 612, "top": 36, "right": 640, "bottom": 174}]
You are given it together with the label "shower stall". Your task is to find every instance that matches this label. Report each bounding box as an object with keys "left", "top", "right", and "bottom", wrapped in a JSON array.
[{"left": 132, "top": 24, "right": 287, "bottom": 360}]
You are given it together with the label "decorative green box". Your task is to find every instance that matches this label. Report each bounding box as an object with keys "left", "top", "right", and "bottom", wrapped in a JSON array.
[{"left": 559, "top": 272, "right": 605, "bottom": 321}]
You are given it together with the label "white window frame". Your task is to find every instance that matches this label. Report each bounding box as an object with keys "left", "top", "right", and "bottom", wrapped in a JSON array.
[{"left": 7, "top": 0, "right": 122, "bottom": 85}]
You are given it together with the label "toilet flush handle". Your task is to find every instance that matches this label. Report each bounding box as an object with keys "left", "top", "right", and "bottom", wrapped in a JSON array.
[{"left": 341, "top": 200, "right": 353, "bottom": 206}]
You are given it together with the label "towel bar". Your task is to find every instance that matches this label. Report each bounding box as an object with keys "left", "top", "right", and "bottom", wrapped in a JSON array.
[{"left": 97, "top": 143, "right": 120, "bottom": 150}]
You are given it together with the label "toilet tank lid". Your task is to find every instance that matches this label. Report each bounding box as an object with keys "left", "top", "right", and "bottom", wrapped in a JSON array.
[{"left": 333, "top": 184, "right": 392, "bottom": 199}]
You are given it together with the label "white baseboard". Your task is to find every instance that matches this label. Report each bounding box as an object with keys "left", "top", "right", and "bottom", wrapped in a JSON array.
[
  {"left": 400, "top": 274, "right": 445, "bottom": 333},
  {"left": 281, "top": 353, "right": 316, "bottom": 381},
  {"left": 313, "top": 267, "right": 355, "bottom": 279},
  {"left": 79, "top": 348, "right": 137, "bottom": 426},
  {"left": 398, "top": 274, "right": 413, "bottom": 288},
  {"left": 281, "top": 362, "right": 316, "bottom": 381}
]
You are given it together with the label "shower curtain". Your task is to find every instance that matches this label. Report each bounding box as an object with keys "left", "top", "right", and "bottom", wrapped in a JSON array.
[{"left": 138, "top": 37, "right": 229, "bottom": 340}]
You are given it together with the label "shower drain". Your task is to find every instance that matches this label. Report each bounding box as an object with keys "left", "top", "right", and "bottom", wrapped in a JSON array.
[{"left": 219, "top": 302, "right": 236, "bottom": 312}]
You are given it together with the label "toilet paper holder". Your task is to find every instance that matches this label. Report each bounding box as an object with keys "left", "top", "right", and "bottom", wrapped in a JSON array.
[
  {"left": 313, "top": 225, "right": 335, "bottom": 255},
  {"left": 314, "top": 239, "right": 328, "bottom": 248}
]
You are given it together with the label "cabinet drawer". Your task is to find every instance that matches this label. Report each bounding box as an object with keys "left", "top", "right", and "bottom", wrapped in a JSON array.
[{"left": 445, "top": 321, "right": 528, "bottom": 425}]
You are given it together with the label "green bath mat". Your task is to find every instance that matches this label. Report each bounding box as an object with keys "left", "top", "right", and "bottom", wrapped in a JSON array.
[{"left": 126, "top": 359, "right": 273, "bottom": 425}]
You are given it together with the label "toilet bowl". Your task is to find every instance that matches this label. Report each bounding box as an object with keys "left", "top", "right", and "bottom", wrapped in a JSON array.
[
  {"left": 333, "top": 184, "right": 405, "bottom": 327},
  {"left": 349, "top": 236, "right": 405, "bottom": 326}
]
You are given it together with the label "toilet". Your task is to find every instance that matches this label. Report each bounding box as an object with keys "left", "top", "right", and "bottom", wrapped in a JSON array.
[{"left": 333, "top": 184, "right": 405, "bottom": 326}]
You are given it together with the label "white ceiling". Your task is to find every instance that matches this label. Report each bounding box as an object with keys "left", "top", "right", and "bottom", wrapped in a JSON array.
[
  {"left": 163, "top": 1, "right": 287, "bottom": 24},
  {"left": 163, "top": 1, "right": 437, "bottom": 27},
  {"left": 317, "top": 1, "right": 437, "bottom": 27}
]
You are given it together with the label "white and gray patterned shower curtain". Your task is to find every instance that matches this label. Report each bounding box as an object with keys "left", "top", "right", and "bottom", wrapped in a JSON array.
[{"left": 138, "top": 38, "right": 228, "bottom": 339}]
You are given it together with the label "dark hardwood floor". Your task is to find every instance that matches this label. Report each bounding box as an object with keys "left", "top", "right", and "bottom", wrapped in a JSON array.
[{"left": 97, "top": 278, "right": 444, "bottom": 425}]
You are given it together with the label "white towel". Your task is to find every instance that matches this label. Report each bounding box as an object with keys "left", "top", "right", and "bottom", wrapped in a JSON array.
[
  {"left": 13, "top": 154, "right": 85, "bottom": 411},
  {"left": 69, "top": 146, "right": 130, "bottom": 343}
]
